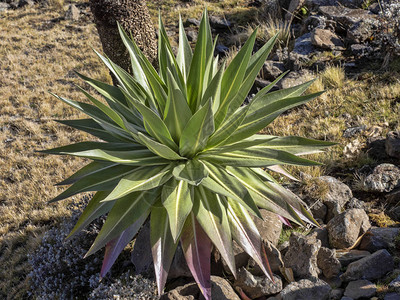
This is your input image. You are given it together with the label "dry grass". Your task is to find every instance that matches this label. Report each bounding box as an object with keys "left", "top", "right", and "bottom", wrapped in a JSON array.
[{"left": 0, "top": 5, "right": 110, "bottom": 298}]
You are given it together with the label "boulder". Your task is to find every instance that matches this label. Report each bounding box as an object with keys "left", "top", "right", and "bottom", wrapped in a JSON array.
[
  {"left": 252, "top": 209, "right": 282, "bottom": 246},
  {"left": 386, "top": 131, "right": 400, "bottom": 159},
  {"left": 280, "top": 278, "right": 331, "bottom": 300},
  {"left": 363, "top": 164, "right": 400, "bottom": 193},
  {"left": 311, "top": 28, "right": 344, "bottom": 50},
  {"left": 283, "top": 232, "right": 321, "bottom": 279},
  {"left": 234, "top": 268, "right": 283, "bottom": 298},
  {"left": 336, "top": 250, "right": 371, "bottom": 267},
  {"left": 359, "top": 227, "right": 400, "bottom": 252},
  {"left": 326, "top": 208, "right": 371, "bottom": 249},
  {"left": 343, "top": 280, "right": 376, "bottom": 299},
  {"left": 340, "top": 249, "right": 394, "bottom": 282},
  {"left": 309, "top": 226, "right": 330, "bottom": 248},
  {"left": 262, "top": 61, "right": 286, "bottom": 81},
  {"left": 317, "top": 247, "right": 341, "bottom": 279},
  {"left": 317, "top": 176, "right": 353, "bottom": 222},
  {"left": 209, "top": 276, "right": 240, "bottom": 300}
]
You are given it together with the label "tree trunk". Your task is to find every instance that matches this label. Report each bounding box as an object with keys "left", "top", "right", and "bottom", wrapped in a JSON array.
[{"left": 89, "top": 0, "right": 157, "bottom": 83}]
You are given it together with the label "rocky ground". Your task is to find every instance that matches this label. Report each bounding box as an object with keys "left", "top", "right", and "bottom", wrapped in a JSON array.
[{"left": 1, "top": 0, "right": 400, "bottom": 299}]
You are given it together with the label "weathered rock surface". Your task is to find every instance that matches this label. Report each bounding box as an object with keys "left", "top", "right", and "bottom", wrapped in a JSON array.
[
  {"left": 363, "top": 164, "right": 400, "bottom": 193},
  {"left": 336, "top": 250, "right": 371, "bottom": 267},
  {"left": 317, "top": 176, "right": 353, "bottom": 222},
  {"left": 329, "top": 288, "right": 344, "bottom": 300},
  {"left": 343, "top": 280, "right": 376, "bottom": 299},
  {"left": 359, "top": 227, "right": 400, "bottom": 252},
  {"left": 277, "top": 70, "right": 311, "bottom": 89},
  {"left": 326, "top": 208, "right": 370, "bottom": 249},
  {"left": 283, "top": 232, "right": 321, "bottom": 279},
  {"left": 340, "top": 249, "right": 394, "bottom": 282},
  {"left": 280, "top": 278, "right": 331, "bottom": 300},
  {"left": 347, "top": 18, "right": 377, "bottom": 44},
  {"left": 234, "top": 268, "right": 282, "bottom": 298},
  {"left": 317, "top": 247, "right": 341, "bottom": 279},
  {"left": 262, "top": 61, "right": 286, "bottom": 81},
  {"left": 209, "top": 15, "right": 231, "bottom": 30},
  {"left": 386, "top": 131, "right": 400, "bottom": 159},
  {"left": 222, "top": 242, "right": 249, "bottom": 275},
  {"left": 309, "top": 226, "right": 330, "bottom": 248},
  {"left": 384, "top": 292, "right": 400, "bottom": 300},
  {"left": 248, "top": 241, "right": 283, "bottom": 274},
  {"left": 311, "top": 28, "right": 344, "bottom": 50},
  {"left": 389, "top": 275, "right": 400, "bottom": 292},
  {"left": 252, "top": 209, "right": 282, "bottom": 246},
  {"left": 318, "top": 6, "right": 375, "bottom": 28}
]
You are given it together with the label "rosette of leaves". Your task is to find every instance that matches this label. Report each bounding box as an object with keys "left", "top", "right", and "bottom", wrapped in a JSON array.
[{"left": 42, "top": 10, "right": 333, "bottom": 300}]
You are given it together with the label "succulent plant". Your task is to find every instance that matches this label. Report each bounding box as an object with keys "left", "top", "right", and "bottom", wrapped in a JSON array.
[{"left": 42, "top": 10, "right": 333, "bottom": 299}]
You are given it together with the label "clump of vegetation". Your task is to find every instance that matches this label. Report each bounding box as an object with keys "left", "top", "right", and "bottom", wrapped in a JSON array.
[{"left": 42, "top": 10, "right": 332, "bottom": 299}]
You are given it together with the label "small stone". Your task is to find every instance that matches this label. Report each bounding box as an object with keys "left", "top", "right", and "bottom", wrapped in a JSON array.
[
  {"left": 234, "top": 268, "right": 282, "bottom": 298},
  {"left": 280, "top": 278, "right": 331, "bottom": 300},
  {"left": 389, "top": 275, "right": 400, "bottom": 293},
  {"left": 277, "top": 70, "right": 312, "bottom": 89},
  {"left": 344, "top": 280, "right": 376, "bottom": 299},
  {"left": 336, "top": 250, "right": 371, "bottom": 267},
  {"left": 215, "top": 44, "right": 229, "bottom": 56},
  {"left": 345, "top": 198, "right": 365, "bottom": 210},
  {"left": 18, "top": 0, "right": 34, "bottom": 7},
  {"left": 347, "top": 19, "right": 377, "bottom": 44},
  {"left": 340, "top": 249, "right": 394, "bottom": 282},
  {"left": 65, "top": 4, "right": 80, "bottom": 21},
  {"left": 252, "top": 209, "right": 282, "bottom": 246},
  {"left": 289, "top": 33, "right": 317, "bottom": 67},
  {"left": 359, "top": 227, "right": 400, "bottom": 252},
  {"left": 186, "top": 29, "right": 197, "bottom": 42},
  {"left": 386, "top": 131, "right": 400, "bottom": 159},
  {"left": 0, "top": 2, "right": 10, "bottom": 11},
  {"left": 350, "top": 44, "right": 374, "bottom": 58},
  {"left": 326, "top": 208, "right": 371, "bottom": 249},
  {"left": 209, "top": 15, "right": 231, "bottom": 30},
  {"left": 262, "top": 61, "right": 286, "bottom": 81},
  {"left": 317, "top": 247, "right": 341, "bottom": 279},
  {"left": 330, "top": 288, "right": 344, "bottom": 300},
  {"left": 388, "top": 206, "right": 400, "bottom": 222},
  {"left": 363, "top": 164, "right": 400, "bottom": 193},
  {"left": 186, "top": 18, "right": 200, "bottom": 26},
  {"left": 311, "top": 28, "right": 345, "bottom": 50},
  {"left": 283, "top": 232, "right": 321, "bottom": 279}
]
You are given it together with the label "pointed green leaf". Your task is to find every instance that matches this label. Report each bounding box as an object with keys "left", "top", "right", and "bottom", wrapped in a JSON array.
[
  {"left": 177, "top": 14, "right": 193, "bottom": 79},
  {"left": 172, "top": 159, "right": 208, "bottom": 186},
  {"left": 162, "top": 179, "right": 193, "bottom": 241},
  {"left": 86, "top": 190, "right": 157, "bottom": 257},
  {"left": 179, "top": 99, "right": 214, "bottom": 158},
  {"left": 193, "top": 186, "right": 236, "bottom": 276},
  {"left": 104, "top": 165, "right": 173, "bottom": 201},
  {"left": 137, "top": 132, "right": 184, "bottom": 160}
]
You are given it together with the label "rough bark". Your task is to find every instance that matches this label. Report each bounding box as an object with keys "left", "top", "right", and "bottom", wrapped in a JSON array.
[{"left": 89, "top": 0, "right": 157, "bottom": 82}]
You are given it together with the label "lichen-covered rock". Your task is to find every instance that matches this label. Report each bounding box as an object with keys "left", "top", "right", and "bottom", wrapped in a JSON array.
[
  {"left": 363, "top": 164, "right": 400, "bottom": 193},
  {"left": 311, "top": 28, "right": 344, "bottom": 50},
  {"left": 343, "top": 280, "right": 376, "bottom": 299},
  {"left": 280, "top": 278, "right": 331, "bottom": 300},
  {"left": 234, "top": 268, "right": 283, "bottom": 298},
  {"left": 252, "top": 209, "right": 282, "bottom": 246},
  {"left": 326, "top": 208, "right": 370, "bottom": 249},
  {"left": 340, "top": 249, "right": 394, "bottom": 282},
  {"left": 386, "top": 131, "right": 400, "bottom": 159},
  {"left": 283, "top": 232, "right": 321, "bottom": 279},
  {"left": 317, "top": 247, "right": 341, "bottom": 279},
  {"left": 359, "top": 227, "right": 400, "bottom": 252}
]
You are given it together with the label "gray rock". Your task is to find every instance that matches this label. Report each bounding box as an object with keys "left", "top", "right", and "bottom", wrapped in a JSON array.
[
  {"left": 186, "top": 29, "right": 197, "bottom": 42},
  {"left": 248, "top": 241, "right": 283, "bottom": 274},
  {"left": 340, "top": 249, "right": 394, "bottom": 282},
  {"left": 336, "top": 0, "right": 364, "bottom": 7},
  {"left": 309, "top": 226, "right": 330, "bottom": 248},
  {"left": 277, "top": 70, "right": 312, "bottom": 90},
  {"left": 345, "top": 198, "right": 365, "bottom": 210},
  {"left": 336, "top": 250, "right": 371, "bottom": 267},
  {"left": 252, "top": 209, "right": 282, "bottom": 246},
  {"left": 384, "top": 293, "right": 400, "bottom": 300},
  {"left": 305, "top": 0, "right": 337, "bottom": 9},
  {"left": 0, "top": 2, "right": 10, "bottom": 11},
  {"left": 350, "top": 44, "right": 374, "bottom": 58},
  {"left": 318, "top": 6, "right": 375, "bottom": 28},
  {"left": 283, "top": 232, "right": 321, "bottom": 279},
  {"left": 234, "top": 268, "right": 282, "bottom": 298},
  {"left": 317, "top": 247, "right": 341, "bottom": 279},
  {"left": 311, "top": 28, "right": 345, "bottom": 50},
  {"left": 186, "top": 18, "right": 200, "bottom": 26},
  {"left": 289, "top": 33, "right": 317, "bottom": 66},
  {"left": 317, "top": 176, "right": 353, "bottom": 222},
  {"left": 388, "top": 206, "right": 400, "bottom": 222},
  {"left": 389, "top": 275, "right": 400, "bottom": 293},
  {"left": 65, "top": 4, "right": 80, "bottom": 21},
  {"left": 18, "top": 0, "right": 34, "bottom": 7},
  {"left": 262, "top": 61, "right": 286, "bottom": 81},
  {"left": 341, "top": 297, "right": 353, "bottom": 300},
  {"left": 304, "top": 198, "right": 328, "bottom": 222},
  {"left": 210, "top": 276, "right": 241, "bottom": 300},
  {"left": 343, "top": 280, "right": 376, "bottom": 299},
  {"left": 209, "top": 15, "right": 231, "bottom": 30},
  {"left": 359, "top": 227, "right": 400, "bottom": 252},
  {"left": 347, "top": 19, "right": 377, "bottom": 44},
  {"left": 280, "top": 278, "right": 331, "bottom": 300},
  {"left": 326, "top": 208, "right": 371, "bottom": 249},
  {"left": 386, "top": 131, "right": 400, "bottom": 159},
  {"left": 304, "top": 15, "right": 328, "bottom": 31},
  {"left": 363, "top": 164, "right": 400, "bottom": 193},
  {"left": 330, "top": 288, "right": 344, "bottom": 300}
]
